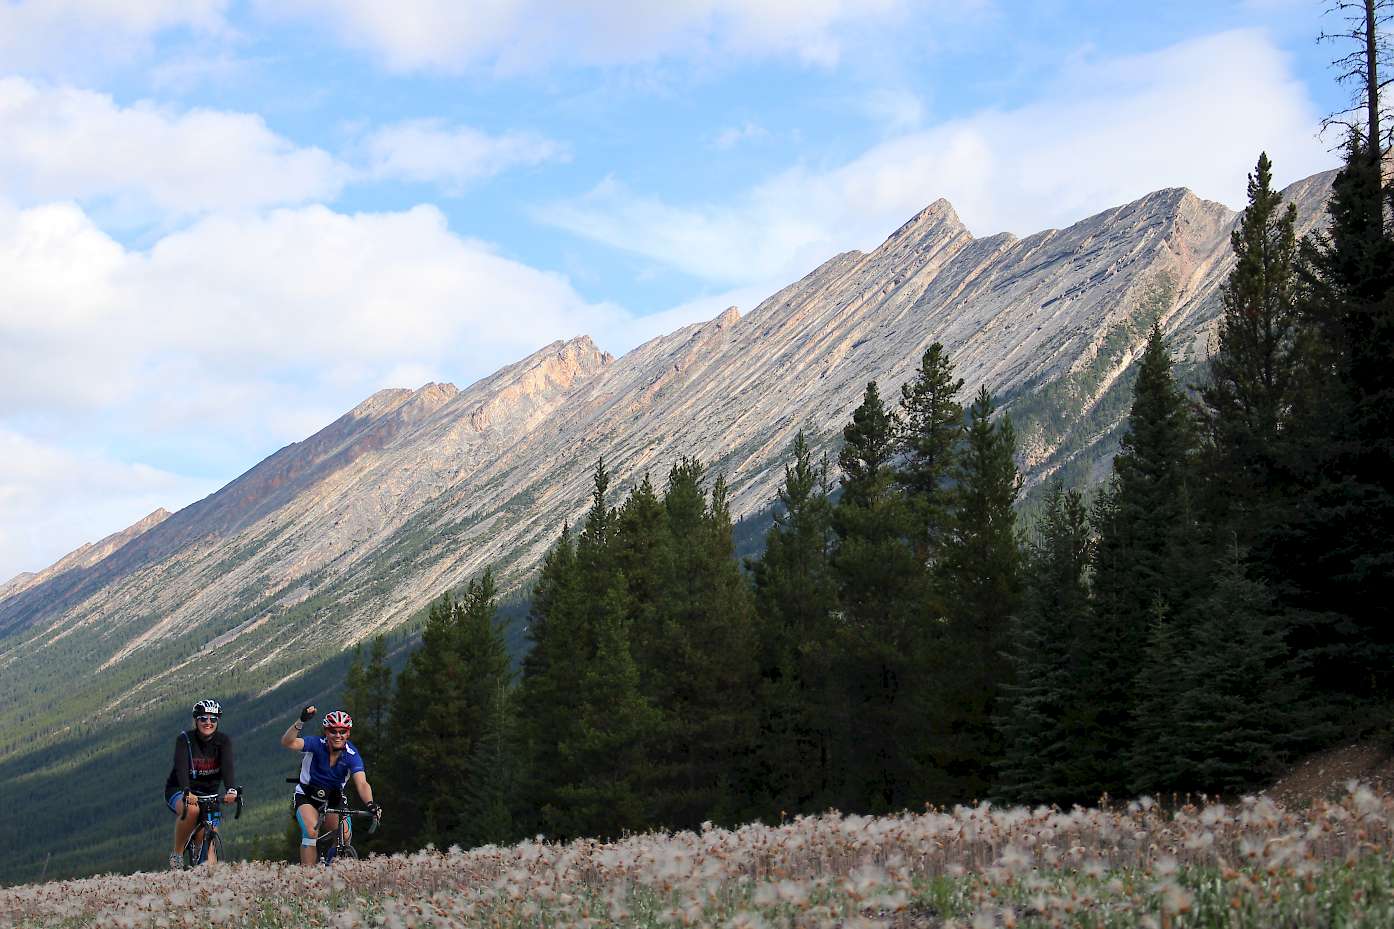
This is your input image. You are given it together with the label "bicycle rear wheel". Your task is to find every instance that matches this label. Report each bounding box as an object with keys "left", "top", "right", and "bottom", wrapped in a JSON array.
[{"left": 337, "top": 844, "right": 358, "bottom": 860}]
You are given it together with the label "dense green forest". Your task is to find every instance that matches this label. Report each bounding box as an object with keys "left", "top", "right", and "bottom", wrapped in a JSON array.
[
  {"left": 321, "top": 20, "right": 1394, "bottom": 846},
  {"left": 4, "top": 1, "right": 1391, "bottom": 882},
  {"left": 323, "top": 126, "right": 1392, "bottom": 852}
]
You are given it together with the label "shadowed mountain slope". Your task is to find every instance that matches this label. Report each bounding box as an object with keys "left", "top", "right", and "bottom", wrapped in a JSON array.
[{"left": 0, "top": 168, "right": 1340, "bottom": 883}]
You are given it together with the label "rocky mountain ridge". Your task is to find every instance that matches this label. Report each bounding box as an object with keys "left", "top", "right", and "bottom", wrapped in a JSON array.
[
  {"left": 0, "top": 165, "right": 1337, "bottom": 755},
  {"left": 0, "top": 164, "right": 1349, "bottom": 885}
]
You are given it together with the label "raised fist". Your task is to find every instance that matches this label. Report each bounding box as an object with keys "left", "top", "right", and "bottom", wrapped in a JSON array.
[{"left": 300, "top": 705, "right": 317, "bottom": 722}]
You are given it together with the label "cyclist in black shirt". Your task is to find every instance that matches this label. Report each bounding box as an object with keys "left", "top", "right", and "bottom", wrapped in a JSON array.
[{"left": 163, "top": 699, "right": 238, "bottom": 870}]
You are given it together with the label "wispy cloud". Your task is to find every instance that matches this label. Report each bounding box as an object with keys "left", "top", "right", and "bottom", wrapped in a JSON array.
[
  {"left": 258, "top": 0, "right": 912, "bottom": 74},
  {"left": 712, "top": 121, "right": 769, "bottom": 150},
  {"left": 543, "top": 29, "right": 1336, "bottom": 285},
  {"left": 363, "top": 120, "right": 569, "bottom": 193},
  {"left": 0, "top": 0, "right": 230, "bottom": 78}
]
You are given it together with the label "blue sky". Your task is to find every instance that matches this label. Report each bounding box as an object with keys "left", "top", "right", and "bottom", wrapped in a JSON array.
[{"left": 0, "top": 0, "right": 1353, "bottom": 581}]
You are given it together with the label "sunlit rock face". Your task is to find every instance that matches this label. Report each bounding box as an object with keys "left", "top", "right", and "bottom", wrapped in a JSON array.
[{"left": 0, "top": 168, "right": 1338, "bottom": 717}]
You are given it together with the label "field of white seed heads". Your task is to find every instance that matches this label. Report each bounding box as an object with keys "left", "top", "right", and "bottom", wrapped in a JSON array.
[{"left": 4, "top": 785, "right": 1393, "bottom": 929}]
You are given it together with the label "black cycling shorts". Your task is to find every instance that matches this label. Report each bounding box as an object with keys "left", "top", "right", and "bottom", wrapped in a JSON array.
[{"left": 291, "top": 784, "right": 344, "bottom": 815}]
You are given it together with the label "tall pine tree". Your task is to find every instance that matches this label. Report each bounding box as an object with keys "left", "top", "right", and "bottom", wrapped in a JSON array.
[
  {"left": 996, "top": 483, "right": 1092, "bottom": 806},
  {"left": 1285, "top": 0, "right": 1394, "bottom": 709},
  {"left": 749, "top": 432, "right": 842, "bottom": 816},
  {"left": 342, "top": 635, "right": 393, "bottom": 765},
  {"left": 383, "top": 569, "right": 512, "bottom": 849},
  {"left": 641, "top": 459, "right": 760, "bottom": 829},
  {"left": 529, "top": 460, "right": 658, "bottom": 840},
  {"left": 832, "top": 382, "right": 926, "bottom": 812},
  {"left": 1086, "top": 325, "right": 1201, "bottom": 799},
  {"left": 898, "top": 343, "right": 966, "bottom": 562},
  {"left": 1201, "top": 151, "right": 1301, "bottom": 550},
  {"left": 932, "top": 385, "right": 1022, "bottom": 803}
]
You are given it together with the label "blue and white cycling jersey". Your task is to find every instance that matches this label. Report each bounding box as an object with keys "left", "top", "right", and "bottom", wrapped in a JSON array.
[{"left": 296, "top": 735, "right": 365, "bottom": 791}]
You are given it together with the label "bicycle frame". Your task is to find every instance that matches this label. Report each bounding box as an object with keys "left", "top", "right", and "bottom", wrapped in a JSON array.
[
  {"left": 180, "top": 791, "right": 242, "bottom": 868},
  {"left": 315, "top": 804, "right": 378, "bottom": 864}
]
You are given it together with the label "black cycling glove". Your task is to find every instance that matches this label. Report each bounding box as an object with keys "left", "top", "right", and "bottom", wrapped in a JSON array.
[{"left": 299, "top": 705, "right": 317, "bottom": 722}]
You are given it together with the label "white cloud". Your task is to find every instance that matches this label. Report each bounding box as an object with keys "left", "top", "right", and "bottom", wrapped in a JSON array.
[
  {"left": 259, "top": 0, "right": 909, "bottom": 73},
  {"left": 859, "top": 88, "right": 925, "bottom": 133},
  {"left": 0, "top": 428, "right": 219, "bottom": 584},
  {"left": 712, "top": 121, "right": 769, "bottom": 150},
  {"left": 0, "top": 199, "right": 629, "bottom": 425},
  {"left": 0, "top": 0, "right": 229, "bottom": 77},
  {"left": 0, "top": 195, "right": 639, "bottom": 576},
  {"left": 0, "top": 78, "right": 348, "bottom": 225},
  {"left": 543, "top": 29, "right": 1337, "bottom": 285},
  {"left": 364, "top": 120, "right": 569, "bottom": 193}
]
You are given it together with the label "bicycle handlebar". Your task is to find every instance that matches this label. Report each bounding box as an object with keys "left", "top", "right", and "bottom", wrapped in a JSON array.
[
  {"left": 186, "top": 787, "right": 244, "bottom": 819},
  {"left": 321, "top": 806, "right": 381, "bottom": 834}
]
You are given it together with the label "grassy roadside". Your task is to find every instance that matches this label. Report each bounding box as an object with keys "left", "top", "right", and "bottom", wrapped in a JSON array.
[{"left": 4, "top": 784, "right": 1391, "bottom": 929}]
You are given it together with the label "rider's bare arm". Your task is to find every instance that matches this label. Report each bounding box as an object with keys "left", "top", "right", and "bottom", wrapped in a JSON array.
[
  {"left": 280, "top": 704, "right": 317, "bottom": 751},
  {"left": 350, "top": 770, "right": 374, "bottom": 806}
]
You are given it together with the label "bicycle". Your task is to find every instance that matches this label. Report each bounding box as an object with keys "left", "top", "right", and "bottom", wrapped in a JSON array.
[
  {"left": 179, "top": 789, "right": 243, "bottom": 869},
  {"left": 313, "top": 802, "right": 379, "bottom": 864}
]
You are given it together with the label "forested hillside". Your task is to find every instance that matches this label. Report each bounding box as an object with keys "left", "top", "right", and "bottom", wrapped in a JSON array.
[
  {"left": 331, "top": 45, "right": 1394, "bottom": 849},
  {"left": 2, "top": 3, "right": 1391, "bottom": 888}
]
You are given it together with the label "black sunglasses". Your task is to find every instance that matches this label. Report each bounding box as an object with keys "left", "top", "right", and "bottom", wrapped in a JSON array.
[{"left": 195, "top": 715, "right": 219, "bottom": 723}]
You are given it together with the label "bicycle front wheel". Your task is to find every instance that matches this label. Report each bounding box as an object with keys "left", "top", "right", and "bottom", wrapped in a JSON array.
[
  {"left": 337, "top": 844, "right": 358, "bottom": 860},
  {"left": 203, "top": 831, "right": 223, "bottom": 865},
  {"left": 182, "top": 827, "right": 208, "bottom": 869}
]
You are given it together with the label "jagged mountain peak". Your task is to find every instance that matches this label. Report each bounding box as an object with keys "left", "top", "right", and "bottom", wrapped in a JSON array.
[
  {"left": 0, "top": 167, "right": 1352, "bottom": 851},
  {"left": 888, "top": 197, "right": 965, "bottom": 239},
  {"left": 343, "top": 387, "right": 417, "bottom": 421}
]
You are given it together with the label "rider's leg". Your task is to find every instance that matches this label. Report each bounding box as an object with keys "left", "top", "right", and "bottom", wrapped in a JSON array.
[
  {"left": 296, "top": 802, "right": 321, "bottom": 867},
  {"left": 321, "top": 811, "right": 342, "bottom": 850},
  {"left": 171, "top": 793, "right": 200, "bottom": 855}
]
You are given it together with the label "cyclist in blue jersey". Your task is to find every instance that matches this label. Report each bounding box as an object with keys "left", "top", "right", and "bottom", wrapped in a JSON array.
[{"left": 280, "top": 704, "right": 382, "bottom": 865}]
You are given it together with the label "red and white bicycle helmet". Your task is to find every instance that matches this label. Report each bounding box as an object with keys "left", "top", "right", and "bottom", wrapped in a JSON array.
[{"left": 323, "top": 710, "right": 352, "bottom": 730}]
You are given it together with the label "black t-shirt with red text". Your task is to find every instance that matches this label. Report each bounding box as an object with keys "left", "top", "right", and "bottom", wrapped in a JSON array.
[{"left": 164, "top": 729, "right": 235, "bottom": 795}]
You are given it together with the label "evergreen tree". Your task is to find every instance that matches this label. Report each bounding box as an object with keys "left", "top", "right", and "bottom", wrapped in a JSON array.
[
  {"left": 513, "top": 526, "right": 582, "bottom": 837},
  {"left": 342, "top": 634, "right": 394, "bottom": 853},
  {"left": 447, "top": 567, "right": 513, "bottom": 842},
  {"left": 521, "top": 459, "right": 659, "bottom": 840},
  {"left": 932, "top": 385, "right": 1023, "bottom": 802},
  {"left": 613, "top": 473, "right": 670, "bottom": 695},
  {"left": 1283, "top": 0, "right": 1394, "bottom": 708},
  {"left": 342, "top": 635, "right": 393, "bottom": 765},
  {"left": 1086, "top": 325, "right": 1202, "bottom": 799},
  {"left": 749, "top": 432, "right": 842, "bottom": 815},
  {"left": 1127, "top": 598, "right": 1193, "bottom": 794},
  {"left": 461, "top": 680, "right": 518, "bottom": 847},
  {"left": 548, "top": 549, "right": 657, "bottom": 840},
  {"left": 642, "top": 459, "right": 760, "bottom": 829},
  {"left": 832, "top": 382, "right": 926, "bottom": 812},
  {"left": 897, "top": 343, "right": 966, "bottom": 560},
  {"left": 379, "top": 593, "right": 455, "bottom": 847},
  {"left": 1175, "top": 547, "right": 1297, "bottom": 794},
  {"left": 996, "top": 483, "right": 1091, "bottom": 806},
  {"left": 383, "top": 569, "right": 511, "bottom": 849},
  {"left": 1201, "top": 151, "right": 1301, "bottom": 548}
]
